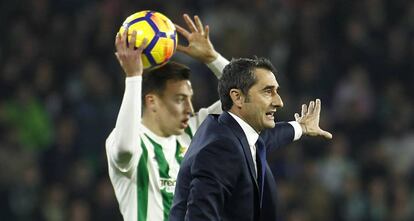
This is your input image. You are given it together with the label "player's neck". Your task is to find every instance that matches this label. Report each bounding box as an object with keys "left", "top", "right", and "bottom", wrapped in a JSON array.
[{"left": 142, "top": 114, "right": 168, "bottom": 137}]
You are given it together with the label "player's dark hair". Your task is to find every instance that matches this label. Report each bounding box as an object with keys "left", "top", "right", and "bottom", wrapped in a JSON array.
[
  {"left": 218, "top": 57, "right": 277, "bottom": 111},
  {"left": 142, "top": 62, "right": 191, "bottom": 107}
]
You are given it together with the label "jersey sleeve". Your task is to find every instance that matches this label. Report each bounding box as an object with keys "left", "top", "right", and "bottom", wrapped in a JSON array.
[
  {"left": 193, "top": 101, "right": 222, "bottom": 126},
  {"left": 105, "top": 76, "right": 143, "bottom": 173},
  {"left": 206, "top": 54, "right": 229, "bottom": 79}
]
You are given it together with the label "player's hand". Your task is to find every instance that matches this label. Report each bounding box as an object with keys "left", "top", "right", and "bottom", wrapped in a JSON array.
[
  {"left": 294, "top": 99, "right": 332, "bottom": 139},
  {"left": 115, "top": 29, "right": 147, "bottom": 77},
  {"left": 175, "top": 14, "right": 218, "bottom": 64}
]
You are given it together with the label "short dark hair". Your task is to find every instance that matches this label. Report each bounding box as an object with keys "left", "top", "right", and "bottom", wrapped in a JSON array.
[
  {"left": 218, "top": 57, "right": 277, "bottom": 111},
  {"left": 142, "top": 62, "right": 191, "bottom": 106}
]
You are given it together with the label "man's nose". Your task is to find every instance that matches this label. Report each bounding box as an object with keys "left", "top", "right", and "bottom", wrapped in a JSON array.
[
  {"left": 273, "top": 94, "right": 283, "bottom": 108},
  {"left": 186, "top": 99, "right": 195, "bottom": 116}
]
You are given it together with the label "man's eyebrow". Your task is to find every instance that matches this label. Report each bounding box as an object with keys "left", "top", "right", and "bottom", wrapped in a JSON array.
[
  {"left": 261, "top": 85, "right": 279, "bottom": 91},
  {"left": 174, "top": 93, "right": 193, "bottom": 97}
]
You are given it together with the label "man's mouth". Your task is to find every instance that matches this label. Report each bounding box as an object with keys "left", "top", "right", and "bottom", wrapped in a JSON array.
[
  {"left": 265, "top": 111, "right": 276, "bottom": 120},
  {"left": 180, "top": 119, "right": 189, "bottom": 128}
]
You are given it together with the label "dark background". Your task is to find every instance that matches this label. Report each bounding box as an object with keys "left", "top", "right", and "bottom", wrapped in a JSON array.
[{"left": 1, "top": 0, "right": 413, "bottom": 220}]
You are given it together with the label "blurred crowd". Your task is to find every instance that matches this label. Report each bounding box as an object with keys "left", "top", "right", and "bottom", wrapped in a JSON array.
[{"left": 1, "top": 0, "right": 414, "bottom": 220}]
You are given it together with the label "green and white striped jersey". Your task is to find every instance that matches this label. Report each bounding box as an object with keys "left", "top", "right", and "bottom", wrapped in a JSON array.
[
  {"left": 105, "top": 55, "right": 227, "bottom": 221},
  {"left": 107, "top": 119, "right": 204, "bottom": 221},
  {"left": 106, "top": 103, "right": 221, "bottom": 221}
]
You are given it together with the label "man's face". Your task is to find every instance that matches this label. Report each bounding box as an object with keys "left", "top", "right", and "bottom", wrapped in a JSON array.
[
  {"left": 154, "top": 79, "right": 194, "bottom": 136},
  {"left": 241, "top": 68, "right": 283, "bottom": 132}
]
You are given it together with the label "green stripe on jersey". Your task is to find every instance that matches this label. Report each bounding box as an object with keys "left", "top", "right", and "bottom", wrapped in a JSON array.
[
  {"left": 175, "top": 140, "right": 184, "bottom": 164},
  {"left": 138, "top": 139, "right": 149, "bottom": 221},
  {"left": 184, "top": 126, "right": 193, "bottom": 139},
  {"left": 145, "top": 135, "right": 173, "bottom": 221},
  {"left": 145, "top": 135, "right": 170, "bottom": 178}
]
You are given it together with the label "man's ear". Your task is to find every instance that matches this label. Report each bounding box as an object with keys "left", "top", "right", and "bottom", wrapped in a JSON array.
[
  {"left": 144, "top": 94, "right": 158, "bottom": 113},
  {"left": 230, "top": 88, "right": 245, "bottom": 108}
]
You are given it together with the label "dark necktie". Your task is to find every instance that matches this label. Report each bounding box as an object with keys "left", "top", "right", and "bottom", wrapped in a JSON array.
[{"left": 256, "top": 137, "right": 266, "bottom": 208}]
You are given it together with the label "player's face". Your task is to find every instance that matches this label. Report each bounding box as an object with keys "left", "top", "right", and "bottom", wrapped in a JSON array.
[
  {"left": 241, "top": 68, "right": 283, "bottom": 132},
  {"left": 156, "top": 79, "right": 194, "bottom": 136}
]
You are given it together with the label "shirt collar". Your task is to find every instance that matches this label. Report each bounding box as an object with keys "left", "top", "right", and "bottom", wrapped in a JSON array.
[
  {"left": 140, "top": 123, "right": 176, "bottom": 146},
  {"left": 228, "top": 112, "right": 259, "bottom": 147}
]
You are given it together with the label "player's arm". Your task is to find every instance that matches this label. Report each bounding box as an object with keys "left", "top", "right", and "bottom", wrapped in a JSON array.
[
  {"left": 106, "top": 30, "right": 147, "bottom": 172},
  {"left": 175, "top": 14, "right": 229, "bottom": 79},
  {"left": 263, "top": 99, "right": 332, "bottom": 152},
  {"left": 175, "top": 14, "right": 228, "bottom": 128}
]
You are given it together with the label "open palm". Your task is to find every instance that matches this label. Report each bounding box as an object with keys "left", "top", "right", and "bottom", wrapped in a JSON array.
[
  {"left": 175, "top": 14, "right": 218, "bottom": 63},
  {"left": 294, "top": 99, "right": 332, "bottom": 139}
]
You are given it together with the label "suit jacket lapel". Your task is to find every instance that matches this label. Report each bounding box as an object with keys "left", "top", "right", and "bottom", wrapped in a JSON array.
[{"left": 218, "top": 112, "right": 259, "bottom": 191}]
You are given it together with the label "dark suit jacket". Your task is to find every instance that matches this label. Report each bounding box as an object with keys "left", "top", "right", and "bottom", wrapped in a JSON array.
[{"left": 169, "top": 112, "right": 295, "bottom": 221}]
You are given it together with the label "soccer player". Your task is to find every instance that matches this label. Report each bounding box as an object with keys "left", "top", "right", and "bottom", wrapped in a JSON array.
[{"left": 105, "top": 14, "right": 229, "bottom": 221}]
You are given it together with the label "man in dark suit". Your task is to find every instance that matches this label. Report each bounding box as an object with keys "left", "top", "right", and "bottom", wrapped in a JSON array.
[{"left": 169, "top": 57, "right": 332, "bottom": 221}]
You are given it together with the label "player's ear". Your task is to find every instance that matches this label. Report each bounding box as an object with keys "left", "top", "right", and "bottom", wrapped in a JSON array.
[
  {"left": 230, "top": 88, "right": 245, "bottom": 108},
  {"left": 145, "top": 94, "right": 157, "bottom": 112}
]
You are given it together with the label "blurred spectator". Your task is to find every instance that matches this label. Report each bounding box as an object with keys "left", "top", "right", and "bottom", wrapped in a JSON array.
[
  {"left": 3, "top": 83, "right": 53, "bottom": 151},
  {"left": 40, "top": 183, "right": 67, "bottom": 221},
  {"left": 339, "top": 172, "right": 367, "bottom": 221},
  {"left": 366, "top": 177, "right": 388, "bottom": 221},
  {"left": 317, "top": 134, "right": 356, "bottom": 196},
  {"left": 68, "top": 198, "right": 91, "bottom": 221},
  {"left": 8, "top": 163, "right": 43, "bottom": 220},
  {"left": 41, "top": 114, "right": 78, "bottom": 184}
]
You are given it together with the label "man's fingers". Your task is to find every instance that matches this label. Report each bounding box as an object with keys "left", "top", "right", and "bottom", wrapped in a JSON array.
[
  {"left": 176, "top": 44, "right": 189, "bottom": 54},
  {"left": 183, "top": 14, "right": 198, "bottom": 32},
  {"left": 175, "top": 24, "right": 190, "bottom": 39},
  {"left": 315, "top": 99, "right": 321, "bottom": 115},
  {"left": 137, "top": 38, "right": 148, "bottom": 51},
  {"left": 205, "top": 25, "right": 210, "bottom": 40},
  {"left": 320, "top": 130, "right": 333, "bottom": 139},
  {"left": 194, "top": 15, "right": 204, "bottom": 34},
  {"left": 301, "top": 104, "right": 307, "bottom": 117},
  {"left": 129, "top": 30, "right": 137, "bottom": 49},
  {"left": 307, "top": 101, "right": 315, "bottom": 115},
  {"left": 122, "top": 28, "right": 129, "bottom": 48},
  {"left": 115, "top": 32, "right": 122, "bottom": 52},
  {"left": 294, "top": 113, "right": 300, "bottom": 120}
]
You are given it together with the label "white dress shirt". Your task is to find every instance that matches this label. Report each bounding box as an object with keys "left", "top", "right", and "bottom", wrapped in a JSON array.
[{"left": 228, "top": 112, "right": 303, "bottom": 176}]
